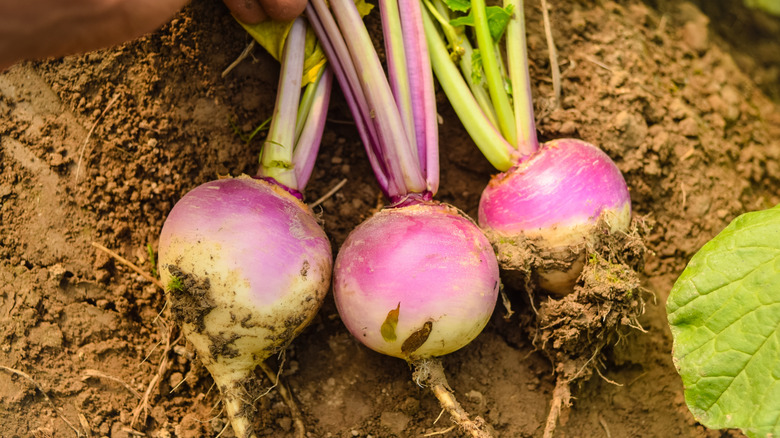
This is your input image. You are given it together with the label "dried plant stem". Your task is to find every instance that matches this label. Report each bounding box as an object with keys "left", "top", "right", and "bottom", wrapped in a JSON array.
[
  {"left": 76, "top": 93, "right": 120, "bottom": 181},
  {"left": 131, "top": 321, "right": 176, "bottom": 429},
  {"left": 309, "top": 178, "right": 348, "bottom": 208},
  {"left": 0, "top": 364, "right": 82, "bottom": 436},
  {"left": 413, "top": 359, "right": 493, "bottom": 438},
  {"left": 91, "top": 242, "right": 163, "bottom": 289},
  {"left": 82, "top": 369, "right": 142, "bottom": 399},
  {"left": 222, "top": 40, "right": 256, "bottom": 78},
  {"left": 539, "top": 0, "right": 561, "bottom": 107},
  {"left": 258, "top": 362, "right": 306, "bottom": 438}
]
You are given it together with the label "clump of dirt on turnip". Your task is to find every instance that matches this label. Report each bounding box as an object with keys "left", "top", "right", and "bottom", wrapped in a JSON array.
[{"left": 512, "top": 217, "right": 651, "bottom": 437}]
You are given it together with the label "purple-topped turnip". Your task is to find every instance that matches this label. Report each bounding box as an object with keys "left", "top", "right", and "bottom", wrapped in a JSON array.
[
  {"left": 307, "top": 1, "right": 498, "bottom": 435},
  {"left": 157, "top": 19, "right": 332, "bottom": 438},
  {"left": 478, "top": 138, "right": 631, "bottom": 295},
  {"left": 335, "top": 201, "right": 498, "bottom": 360},
  {"left": 423, "top": 2, "right": 646, "bottom": 436},
  {"left": 422, "top": 0, "right": 633, "bottom": 295}
]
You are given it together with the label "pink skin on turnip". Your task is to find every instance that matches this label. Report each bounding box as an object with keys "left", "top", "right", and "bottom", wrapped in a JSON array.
[
  {"left": 334, "top": 201, "right": 499, "bottom": 360},
  {"left": 158, "top": 180, "right": 331, "bottom": 438},
  {"left": 158, "top": 177, "right": 332, "bottom": 438},
  {"left": 424, "top": 4, "right": 643, "bottom": 438}
]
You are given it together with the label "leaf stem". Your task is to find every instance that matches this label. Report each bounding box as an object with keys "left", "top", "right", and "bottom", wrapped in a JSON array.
[
  {"left": 293, "top": 67, "right": 333, "bottom": 190},
  {"left": 305, "top": 1, "right": 392, "bottom": 195},
  {"left": 426, "top": 0, "right": 498, "bottom": 128},
  {"left": 422, "top": 9, "right": 515, "bottom": 171},
  {"left": 397, "top": 0, "right": 439, "bottom": 193},
  {"left": 308, "top": 0, "right": 431, "bottom": 199},
  {"left": 505, "top": 0, "right": 538, "bottom": 155},
  {"left": 258, "top": 18, "right": 307, "bottom": 190},
  {"left": 471, "top": 0, "right": 516, "bottom": 146}
]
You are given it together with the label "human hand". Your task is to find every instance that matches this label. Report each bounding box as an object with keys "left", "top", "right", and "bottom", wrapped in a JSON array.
[
  {"left": 0, "top": 0, "right": 189, "bottom": 71},
  {"left": 223, "top": 0, "right": 308, "bottom": 24},
  {"left": 0, "top": 0, "right": 307, "bottom": 72}
]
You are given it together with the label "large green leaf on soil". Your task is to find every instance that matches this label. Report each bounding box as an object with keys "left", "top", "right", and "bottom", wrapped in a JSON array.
[{"left": 667, "top": 204, "right": 780, "bottom": 438}]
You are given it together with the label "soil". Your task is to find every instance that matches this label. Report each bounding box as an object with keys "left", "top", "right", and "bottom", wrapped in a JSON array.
[{"left": 1, "top": 0, "right": 779, "bottom": 437}]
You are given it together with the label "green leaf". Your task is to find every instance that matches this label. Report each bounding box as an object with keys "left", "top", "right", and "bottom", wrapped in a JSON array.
[
  {"left": 470, "top": 49, "right": 483, "bottom": 85},
  {"left": 667, "top": 204, "right": 780, "bottom": 438},
  {"left": 745, "top": 0, "right": 780, "bottom": 16},
  {"left": 238, "top": 20, "right": 326, "bottom": 86},
  {"left": 448, "top": 5, "right": 514, "bottom": 42},
  {"left": 380, "top": 303, "right": 401, "bottom": 342},
  {"left": 237, "top": 0, "right": 374, "bottom": 85},
  {"left": 443, "top": 0, "right": 471, "bottom": 13}
]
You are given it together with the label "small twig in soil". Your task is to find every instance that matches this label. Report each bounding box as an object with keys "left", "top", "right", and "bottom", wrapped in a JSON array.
[
  {"left": 258, "top": 362, "right": 306, "bottom": 438},
  {"left": 75, "top": 93, "right": 120, "bottom": 182},
  {"left": 0, "top": 364, "right": 82, "bottom": 437},
  {"left": 598, "top": 414, "right": 612, "bottom": 438},
  {"left": 77, "top": 412, "right": 93, "bottom": 438},
  {"left": 423, "top": 425, "right": 457, "bottom": 436},
  {"left": 131, "top": 321, "right": 178, "bottom": 429},
  {"left": 540, "top": 0, "right": 561, "bottom": 107},
  {"left": 120, "top": 427, "right": 146, "bottom": 437},
  {"left": 222, "top": 40, "right": 256, "bottom": 78},
  {"left": 169, "top": 374, "right": 188, "bottom": 394},
  {"left": 412, "top": 358, "right": 493, "bottom": 438},
  {"left": 309, "top": 178, "right": 348, "bottom": 208},
  {"left": 139, "top": 336, "right": 163, "bottom": 367},
  {"left": 594, "top": 367, "right": 623, "bottom": 387},
  {"left": 583, "top": 56, "right": 612, "bottom": 72},
  {"left": 91, "top": 242, "right": 164, "bottom": 290},
  {"left": 82, "top": 369, "right": 142, "bottom": 399}
]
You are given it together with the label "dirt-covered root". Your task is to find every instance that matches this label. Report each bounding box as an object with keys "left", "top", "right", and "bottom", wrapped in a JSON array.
[
  {"left": 509, "top": 218, "right": 649, "bottom": 436},
  {"left": 533, "top": 250, "right": 645, "bottom": 437},
  {"left": 412, "top": 358, "right": 494, "bottom": 438},
  {"left": 488, "top": 216, "right": 649, "bottom": 300},
  {"left": 542, "top": 377, "right": 571, "bottom": 438},
  {"left": 219, "top": 381, "right": 258, "bottom": 438}
]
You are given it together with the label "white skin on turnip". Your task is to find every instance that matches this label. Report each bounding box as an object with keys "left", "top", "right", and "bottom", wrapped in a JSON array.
[{"left": 159, "top": 178, "right": 332, "bottom": 438}]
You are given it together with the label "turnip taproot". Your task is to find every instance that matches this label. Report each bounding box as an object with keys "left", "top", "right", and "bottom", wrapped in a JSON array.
[
  {"left": 158, "top": 19, "right": 332, "bottom": 438},
  {"left": 308, "top": 0, "right": 498, "bottom": 435}
]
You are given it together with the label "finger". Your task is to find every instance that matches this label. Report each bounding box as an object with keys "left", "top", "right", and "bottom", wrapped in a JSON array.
[
  {"left": 222, "top": 0, "right": 268, "bottom": 24},
  {"left": 256, "top": 0, "right": 307, "bottom": 22}
]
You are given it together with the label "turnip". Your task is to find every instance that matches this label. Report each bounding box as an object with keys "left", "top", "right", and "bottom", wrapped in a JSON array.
[
  {"left": 423, "top": 2, "right": 645, "bottom": 436},
  {"left": 307, "top": 0, "right": 499, "bottom": 436},
  {"left": 478, "top": 138, "right": 631, "bottom": 295},
  {"left": 157, "top": 19, "right": 333, "bottom": 438},
  {"left": 422, "top": 0, "right": 632, "bottom": 295}
]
